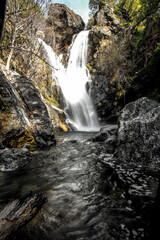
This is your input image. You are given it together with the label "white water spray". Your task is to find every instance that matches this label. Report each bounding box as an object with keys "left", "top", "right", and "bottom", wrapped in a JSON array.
[{"left": 39, "top": 31, "right": 100, "bottom": 131}]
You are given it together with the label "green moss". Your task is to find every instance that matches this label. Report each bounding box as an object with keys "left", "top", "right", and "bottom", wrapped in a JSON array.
[{"left": 147, "top": 45, "right": 160, "bottom": 67}]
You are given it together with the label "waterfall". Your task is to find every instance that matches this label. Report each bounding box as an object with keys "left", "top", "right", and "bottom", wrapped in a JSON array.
[{"left": 39, "top": 30, "right": 100, "bottom": 131}]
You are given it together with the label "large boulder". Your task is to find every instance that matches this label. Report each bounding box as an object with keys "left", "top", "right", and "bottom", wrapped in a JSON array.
[
  {"left": 115, "top": 97, "right": 160, "bottom": 165},
  {"left": 0, "top": 62, "right": 56, "bottom": 149},
  {"left": 44, "top": 3, "right": 85, "bottom": 54}
]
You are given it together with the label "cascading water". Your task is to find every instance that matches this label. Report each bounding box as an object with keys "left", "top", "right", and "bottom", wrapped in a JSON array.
[{"left": 39, "top": 30, "right": 100, "bottom": 131}]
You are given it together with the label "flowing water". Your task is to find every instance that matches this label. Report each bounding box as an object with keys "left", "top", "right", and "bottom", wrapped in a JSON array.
[
  {"left": 39, "top": 31, "right": 100, "bottom": 131},
  {"left": 0, "top": 131, "right": 158, "bottom": 240}
]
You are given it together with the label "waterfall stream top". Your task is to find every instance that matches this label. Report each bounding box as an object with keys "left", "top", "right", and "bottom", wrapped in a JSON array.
[{"left": 39, "top": 30, "right": 100, "bottom": 132}]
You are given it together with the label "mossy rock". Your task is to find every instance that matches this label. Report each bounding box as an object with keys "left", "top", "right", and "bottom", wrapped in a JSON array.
[{"left": 8, "top": 129, "right": 37, "bottom": 151}]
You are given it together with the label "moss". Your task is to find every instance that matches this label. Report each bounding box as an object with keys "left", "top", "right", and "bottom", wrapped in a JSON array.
[
  {"left": 148, "top": 45, "right": 160, "bottom": 65},
  {"left": 8, "top": 128, "right": 37, "bottom": 151}
]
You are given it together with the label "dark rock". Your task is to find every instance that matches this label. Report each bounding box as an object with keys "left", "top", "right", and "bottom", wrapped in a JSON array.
[
  {"left": 0, "top": 148, "right": 30, "bottom": 171},
  {"left": 115, "top": 97, "right": 160, "bottom": 165},
  {"left": 93, "top": 125, "right": 118, "bottom": 142},
  {"left": 92, "top": 125, "right": 118, "bottom": 153},
  {"left": 44, "top": 3, "right": 85, "bottom": 54}
]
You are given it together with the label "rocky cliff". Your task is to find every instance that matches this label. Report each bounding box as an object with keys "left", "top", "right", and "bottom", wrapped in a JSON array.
[
  {"left": 87, "top": 4, "right": 124, "bottom": 123},
  {"left": 44, "top": 3, "right": 85, "bottom": 54},
  {"left": 87, "top": 4, "right": 160, "bottom": 123}
]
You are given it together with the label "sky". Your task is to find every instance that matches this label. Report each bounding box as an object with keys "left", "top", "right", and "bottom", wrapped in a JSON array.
[{"left": 54, "top": 0, "right": 90, "bottom": 23}]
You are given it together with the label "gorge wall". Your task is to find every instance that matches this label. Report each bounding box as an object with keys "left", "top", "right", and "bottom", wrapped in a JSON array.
[
  {"left": 1, "top": 2, "right": 160, "bottom": 145},
  {"left": 0, "top": 3, "right": 86, "bottom": 152},
  {"left": 87, "top": 4, "right": 160, "bottom": 123}
]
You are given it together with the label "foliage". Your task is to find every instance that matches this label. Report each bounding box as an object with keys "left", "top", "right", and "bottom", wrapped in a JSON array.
[
  {"left": 0, "top": 0, "right": 50, "bottom": 72},
  {"left": 114, "top": 0, "right": 160, "bottom": 31},
  {"left": 0, "top": 0, "right": 60, "bottom": 112},
  {"left": 86, "top": 17, "right": 95, "bottom": 29}
]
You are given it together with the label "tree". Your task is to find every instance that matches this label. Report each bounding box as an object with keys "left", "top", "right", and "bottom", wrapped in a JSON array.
[
  {"left": 115, "top": 0, "right": 160, "bottom": 31},
  {"left": 1, "top": 0, "right": 51, "bottom": 72},
  {"left": 0, "top": 0, "right": 7, "bottom": 40},
  {"left": 2, "top": 0, "right": 44, "bottom": 70}
]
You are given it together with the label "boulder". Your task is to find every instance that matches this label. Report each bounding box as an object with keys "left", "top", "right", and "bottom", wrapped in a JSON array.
[
  {"left": 92, "top": 125, "right": 118, "bottom": 153},
  {"left": 0, "top": 148, "right": 30, "bottom": 171},
  {"left": 115, "top": 97, "right": 160, "bottom": 165},
  {"left": 44, "top": 3, "right": 85, "bottom": 54},
  {"left": 0, "top": 63, "right": 56, "bottom": 149}
]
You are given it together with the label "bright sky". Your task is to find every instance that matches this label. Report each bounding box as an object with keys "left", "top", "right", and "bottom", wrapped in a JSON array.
[{"left": 54, "top": 0, "right": 90, "bottom": 23}]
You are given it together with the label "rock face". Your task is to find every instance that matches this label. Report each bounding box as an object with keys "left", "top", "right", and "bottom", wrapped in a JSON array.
[
  {"left": 87, "top": 4, "right": 123, "bottom": 123},
  {"left": 44, "top": 3, "right": 85, "bottom": 54},
  {"left": 0, "top": 62, "right": 56, "bottom": 150},
  {"left": 115, "top": 97, "right": 160, "bottom": 165}
]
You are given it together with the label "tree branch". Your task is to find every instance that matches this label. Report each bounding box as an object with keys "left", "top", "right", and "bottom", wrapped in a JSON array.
[
  {"left": 0, "top": 45, "right": 58, "bottom": 71},
  {"left": 131, "top": 7, "right": 160, "bottom": 32}
]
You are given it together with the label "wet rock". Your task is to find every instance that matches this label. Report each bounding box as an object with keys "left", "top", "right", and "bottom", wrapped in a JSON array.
[
  {"left": 92, "top": 125, "right": 118, "bottom": 153},
  {"left": 115, "top": 97, "right": 160, "bottom": 165},
  {"left": 44, "top": 3, "right": 85, "bottom": 54},
  {"left": 0, "top": 148, "right": 30, "bottom": 171}
]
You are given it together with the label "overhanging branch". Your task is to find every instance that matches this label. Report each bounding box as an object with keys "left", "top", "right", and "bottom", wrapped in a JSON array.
[{"left": 0, "top": 45, "right": 58, "bottom": 71}]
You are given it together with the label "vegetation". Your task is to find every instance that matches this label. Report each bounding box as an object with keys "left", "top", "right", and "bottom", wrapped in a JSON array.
[
  {"left": 88, "top": 0, "right": 160, "bottom": 114},
  {"left": 115, "top": 0, "right": 160, "bottom": 31},
  {"left": 0, "top": 0, "right": 62, "bottom": 112}
]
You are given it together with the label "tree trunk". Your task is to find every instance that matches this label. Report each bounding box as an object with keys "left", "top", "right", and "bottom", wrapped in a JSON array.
[{"left": 6, "top": 26, "right": 17, "bottom": 70}]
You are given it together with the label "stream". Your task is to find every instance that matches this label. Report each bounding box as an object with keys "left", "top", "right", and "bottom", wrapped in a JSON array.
[{"left": 0, "top": 130, "right": 158, "bottom": 240}]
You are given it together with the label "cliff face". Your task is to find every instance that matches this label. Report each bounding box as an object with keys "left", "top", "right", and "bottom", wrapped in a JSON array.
[
  {"left": 0, "top": 61, "right": 56, "bottom": 150},
  {"left": 87, "top": 4, "right": 124, "bottom": 123},
  {"left": 87, "top": 4, "right": 160, "bottom": 123},
  {"left": 44, "top": 3, "right": 85, "bottom": 54}
]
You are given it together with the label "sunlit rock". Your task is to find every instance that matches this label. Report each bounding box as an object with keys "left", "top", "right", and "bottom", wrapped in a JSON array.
[
  {"left": 44, "top": 3, "right": 85, "bottom": 54},
  {"left": 0, "top": 63, "right": 56, "bottom": 149}
]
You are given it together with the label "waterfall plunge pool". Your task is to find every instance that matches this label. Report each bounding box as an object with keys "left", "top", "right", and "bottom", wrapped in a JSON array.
[{"left": 0, "top": 130, "right": 158, "bottom": 240}]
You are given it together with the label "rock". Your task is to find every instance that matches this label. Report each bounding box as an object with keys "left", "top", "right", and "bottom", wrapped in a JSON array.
[
  {"left": 92, "top": 125, "right": 118, "bottom": 153},
  {"left": 94, "top": 4, "right": 122, "bottom": 35},
  {"left": 115, "top": 97, "right": 160, "bottom": 165},
  {"left": 87, "top": 5, "right": 124, "bottom": 123},
  {"left": 0, "top": 148, "right": 30, "bottom": 171},
  {"left": 0, "top": 63, "right": 56, "bottom": 149},
  {"left": 93, "top": 125, "right": 118, "bottom": 142},
  {"left": 44, "top": 3, "right": 85, "bottom": 54}
]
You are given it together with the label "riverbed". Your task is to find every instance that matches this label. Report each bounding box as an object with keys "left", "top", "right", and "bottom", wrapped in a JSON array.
[{"left": 0, "top": 131, "right": 158, "bottom": 239}]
